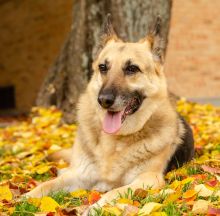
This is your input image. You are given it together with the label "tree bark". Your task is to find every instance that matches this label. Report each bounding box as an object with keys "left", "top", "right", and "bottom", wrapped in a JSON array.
[{"left": 37, "top": 0, "right": 172, "bottom": 123}]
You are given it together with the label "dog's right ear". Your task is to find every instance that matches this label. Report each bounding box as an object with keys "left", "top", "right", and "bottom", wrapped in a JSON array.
[
  {"left": 147, "top": 16, "right": 165, "bottom": 63},
  {"left": 100, "top": 14, "right": 120, "bottom": 46}
]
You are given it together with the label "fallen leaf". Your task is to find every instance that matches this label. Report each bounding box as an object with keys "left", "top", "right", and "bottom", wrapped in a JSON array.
[
  {"left": 102, "top": 206, "right": 122, "bottom": 215},
  {"left": 182, "top": 189, "right": 198, "bottom": 199},
  {"left": 170, "top": 180, "right": 181, "bottom": 189},
  {"left": 206, "top": 179, "right": 218, "bottom": 187},
  {"left": 88, "top": 191, "right": 101, "bottom": 204},
  {"left": 201, "top": 165, "right": 220, "bottom": 174},
  {"left": 163, "top": 191, "right": 181, "bottom": 204},
  {"left": 28, "top": 197, "right": 41, "bottom": 207},
  {"left": 40, "top": 197, "right": 60, "bottom": 212},
  {"left": 123, "top": 205, "right": 139, "bottom": 216},
  {"left": 134, "top": 188, "right": 148, "bottom": 199},
  {"left": 181, "top": 177, "right": 195, "bottom": 185},
  {"left": 139, "top": 202, "right": 162, "bottom": 215},
  {"left": 192, "top": 199, "right": 209, "bottom": 214},
  {"left": 150, "top": 212, "right": 167, "bottom": 216},
  {"left": 207, "top": 206, "right": 220, "bottom": 215},
  {"left": 117, "top": 198, "right": 133, "bottom": 205},
  {"left": 71, "top": 189, "right": 87, "bottom": 198},
  {"left": 133, "top": 200, "right": 141, "bottom": 208},
  {"left": 0, "top": 185, "right": 13, "bottom": 201},
  {"left": 194, "top": 184, "right": 214, "bottom": 197}
]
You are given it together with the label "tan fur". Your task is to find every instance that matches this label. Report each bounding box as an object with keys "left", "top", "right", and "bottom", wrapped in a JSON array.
[
  {"left": 25, "top": 29, "right": 185, "bottom": 215},
  {"left": 47, "top": 148, "right": 72, "bottom": 163}
]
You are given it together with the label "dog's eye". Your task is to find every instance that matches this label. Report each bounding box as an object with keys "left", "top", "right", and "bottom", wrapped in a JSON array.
[
  {"left": 98, "top": 64, "right": 108, "bottom": 74},
  {"left": 125, "top": 65, "right": 140, "bottom": 75}
]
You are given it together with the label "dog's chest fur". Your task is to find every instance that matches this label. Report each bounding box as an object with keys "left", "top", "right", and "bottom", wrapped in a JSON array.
[
  {"left": 74, "top": 135, "right": 153, "bottom": 191},
  {"left": 72, "top": 109, "right": 180, "bottom": 192}
]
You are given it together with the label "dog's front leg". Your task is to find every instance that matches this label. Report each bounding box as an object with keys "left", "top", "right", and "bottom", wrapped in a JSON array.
[
  {"left": 25, "top": 168, "right": 81, "bottom": 198},
  {"left": 84, "top": 171, "right": 164, "bottom": 215}
]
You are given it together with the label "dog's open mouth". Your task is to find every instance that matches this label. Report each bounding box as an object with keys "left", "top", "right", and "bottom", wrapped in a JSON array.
[{"left": 102, "top": 97, "right": 141, "bottom": 134}]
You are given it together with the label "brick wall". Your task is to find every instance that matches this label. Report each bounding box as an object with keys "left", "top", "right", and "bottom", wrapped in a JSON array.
[
  {"left": 0, "top": 0, "right": 73, "bottom": 112},
  {"left": 165, "top": 0, "right": 220, "bottom": 98}
]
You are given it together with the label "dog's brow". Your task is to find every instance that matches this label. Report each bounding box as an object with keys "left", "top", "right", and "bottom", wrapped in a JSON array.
[
  {"left": 122, "top": 59, "right": 131, "bottom": 71},
  {"left": 103, "top": 59, "right": 110, "bottom": 69},
  {"left": 124, "top": 59, "right": 132, "bottom": 67}
]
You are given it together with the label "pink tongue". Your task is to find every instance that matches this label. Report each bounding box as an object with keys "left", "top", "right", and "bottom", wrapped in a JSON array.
[{"left": 103, "top": 111, "right": 123, "bottom": 134}]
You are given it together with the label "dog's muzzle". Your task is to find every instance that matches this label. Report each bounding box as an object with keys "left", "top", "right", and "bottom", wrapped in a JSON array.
[{"left": 98, "top": 88, "right": 116, "bottom": 109}]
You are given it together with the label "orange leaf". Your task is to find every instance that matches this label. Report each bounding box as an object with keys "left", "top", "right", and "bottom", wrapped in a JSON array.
[
  {"left": 183, "top": 189, "right": 198, "bottom": 199},
  {"left": 88, "top": 191, "right": 101, "bottom": 204}
]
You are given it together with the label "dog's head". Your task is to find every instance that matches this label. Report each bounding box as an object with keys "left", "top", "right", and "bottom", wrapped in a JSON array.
[{"left": 88, "top": 15, "right": 168, "bottom": 135}]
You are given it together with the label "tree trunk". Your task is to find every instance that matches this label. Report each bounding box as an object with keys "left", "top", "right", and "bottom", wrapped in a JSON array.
[{"left": 37, "top": 0, "right": 172, "bottom": 123}]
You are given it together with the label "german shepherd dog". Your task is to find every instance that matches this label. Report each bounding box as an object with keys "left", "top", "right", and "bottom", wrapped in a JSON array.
[{"left": 26, "top": 16, "right": 194, "bottom": 214}]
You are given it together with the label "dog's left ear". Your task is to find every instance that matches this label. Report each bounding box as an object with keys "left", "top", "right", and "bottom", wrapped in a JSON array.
[
  {"left": 100, "top": 14, "right": 120, "bottom": 46},
  {"left": 141, "top": 16, "right": 165, "bottom": 63}
]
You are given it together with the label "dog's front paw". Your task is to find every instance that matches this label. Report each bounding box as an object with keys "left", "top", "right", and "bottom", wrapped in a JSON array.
[{"left": 23, "top": 187, "right": 43, "bottom": 198}]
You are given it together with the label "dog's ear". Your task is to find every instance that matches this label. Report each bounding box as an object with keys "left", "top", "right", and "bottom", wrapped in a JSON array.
[
  {"left": 148, "top": 16, "right": 165, "bottom": 63},
  {"left": 100, "top": 14, "right": 120, "bottom": 46},
  {"left": 141, "top": 16, "right": 165, "bottom": 63}
]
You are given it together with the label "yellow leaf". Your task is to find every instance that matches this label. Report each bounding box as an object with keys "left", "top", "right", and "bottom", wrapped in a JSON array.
[
  {"left": 28, "top": 198, "right": 41, "bottom": 207},
  {"left": 0, "top": 185, "right": 13, "bottom": 201},
  {"left": 163, "top": 191, "right": 181, "bottom": 204},
  {"left": 40, "top": 196, "right": 60, "bottom": 212},
  {"left": 181, "top": 177, "right": 195, "bottom": 185},
  {"left": 117, "top": 198, "right": 133, "bottom": 205},
  {"left": 36, "top": 165, "right": 51, "bottom": 175},
  {"left": 71, "top": 189, "right": 88, "bottom": 197},
  {"left": 170, "top": 180, "right": 181, "bottom": 189},
  {"left": 205, "top": 184, "right": 215, "bottom": 191},
  {"left": 102, "top": 206, "right": 122, "bottom": 215},
  {"left": 150, "top": 212, "right": 167, "bottom": 216},
  {"left": 139, "top": 202, "right": 162, "bottom": 215},
  {"left": 8, "top": 207, "right": 15, "bottom": 214}
]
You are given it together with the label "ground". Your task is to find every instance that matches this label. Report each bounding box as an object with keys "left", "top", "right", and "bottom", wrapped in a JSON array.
[{"left": 0, "top": 99, "right": 219, "bottom": 216}]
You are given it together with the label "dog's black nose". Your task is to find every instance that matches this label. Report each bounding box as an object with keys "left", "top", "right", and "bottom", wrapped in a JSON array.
[{"left": 98, "top": 89, "right": 116, "bottom": 109}]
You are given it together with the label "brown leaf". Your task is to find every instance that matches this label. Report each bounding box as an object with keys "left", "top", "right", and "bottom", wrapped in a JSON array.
[{"left": 134, "top": 188, "right": 147, "bottom": 199}]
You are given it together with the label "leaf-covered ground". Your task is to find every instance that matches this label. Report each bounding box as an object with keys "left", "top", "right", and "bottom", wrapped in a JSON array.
[{"left": 0, "top": 99, "right": 219, "bottom": 215}]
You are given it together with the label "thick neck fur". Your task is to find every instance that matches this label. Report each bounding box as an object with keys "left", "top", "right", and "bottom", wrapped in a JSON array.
[{"left": 77, "top": 88, "right": 177, "bottom": 154}]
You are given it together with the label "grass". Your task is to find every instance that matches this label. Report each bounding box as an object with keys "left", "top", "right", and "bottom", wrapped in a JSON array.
[
  {"left": 49, "top": 190, "right": 71, "bottom": 205},
  {"left": 181, "top": 182, "right": 192, "bottom": 192},
  {"left": 49, "top": 190, "right": 83, "bottom": 206},
  {"left": 118, "top": 187, "right": 135, "bottom": 200},
  {"left": 161, "top": 202, "right": 181, "bottom": 216},
  {"left": 31, "top": 172, "right": 52, "bottom": 182},
  {"left": 186, "top": 165, "right": 203, "bottom": 175},
  {"left": 12, "top": 201, "right": 39, "bottom": 216},
  {"left": 90, "top": 207, "right": 104, "bottom": 216}
]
